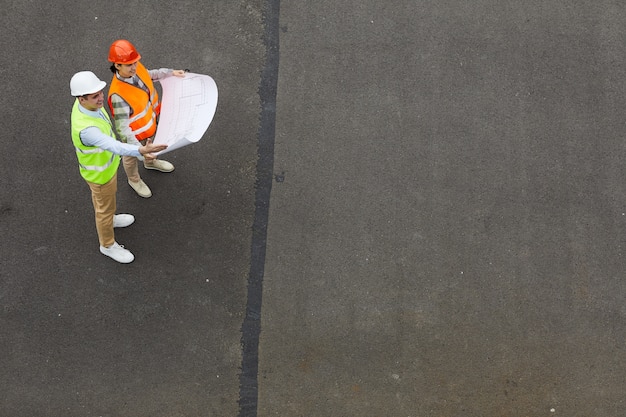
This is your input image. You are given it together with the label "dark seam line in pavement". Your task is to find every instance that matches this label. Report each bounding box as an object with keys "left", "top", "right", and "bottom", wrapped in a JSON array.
[{"left": 238, "top": 0, "right": 280, "bottom": 416}]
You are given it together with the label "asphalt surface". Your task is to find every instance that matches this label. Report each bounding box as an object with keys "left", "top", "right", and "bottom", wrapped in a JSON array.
[
  {"left": 2, "top": 1, "right": 626, "bottom": 416},
  {"left": 2, "top": 1, "right": 262, "bottom": 416}
]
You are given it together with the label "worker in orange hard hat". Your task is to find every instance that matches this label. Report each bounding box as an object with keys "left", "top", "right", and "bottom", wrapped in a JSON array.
[{"left": 107, "top": 39, "right": 186, "bottom": 198}]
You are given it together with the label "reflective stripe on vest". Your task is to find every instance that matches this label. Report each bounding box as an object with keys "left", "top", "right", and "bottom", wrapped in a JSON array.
[
  {"left": 129, "top": 108, "right": 156, "bottom": 136},
  {"left": 78, "top": 152, "right": 117, "bottom": 172},
  {"left": 75, "top": 146, "right": 106, "bottom": 154}
]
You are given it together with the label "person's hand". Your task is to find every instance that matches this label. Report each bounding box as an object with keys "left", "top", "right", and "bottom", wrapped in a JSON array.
[
  {"left": 139, "top": 138, "right": 168, "bottom": 160},
  {"left": 142, "top": 152, "right": 159, "bottom": 161},
  {"left": 172, "top": 69, "right": 186, "bottom": 77}
]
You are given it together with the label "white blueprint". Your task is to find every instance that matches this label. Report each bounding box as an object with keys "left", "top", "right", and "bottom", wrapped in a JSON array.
[{"left": 153, "top": 73, "right": 218, "bottom": 154}]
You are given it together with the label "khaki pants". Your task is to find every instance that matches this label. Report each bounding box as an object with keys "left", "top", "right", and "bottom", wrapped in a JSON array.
[
  {"left": 122, "top": 155, "right": 141, "bottom": 183},
  {"left": 87, "top": 173, "right": 117, "bottom": 247},
  {"left": 123, "top": 137, "right": 161, "bottom": 183}
]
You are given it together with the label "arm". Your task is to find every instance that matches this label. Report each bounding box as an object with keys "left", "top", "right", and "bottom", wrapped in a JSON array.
[
  {"left": 149, "top": 68, "right": 186, "bottom": 81},
  {"left": 80, "top": 127, "right": 167, "bottom": 159},
  {"left": 109, "top": 93, "right": 140, "bottom": 146},
  {"left": 80, "top": 127, "right": 142, "bottom": 157}
]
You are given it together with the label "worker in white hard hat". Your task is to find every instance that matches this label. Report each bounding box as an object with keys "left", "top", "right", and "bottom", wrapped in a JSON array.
[{"left": 70, "top": 71, "right": 168, "bottom": 263}]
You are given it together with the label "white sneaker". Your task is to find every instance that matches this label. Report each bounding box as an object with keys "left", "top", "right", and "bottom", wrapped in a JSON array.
[
  {"left": 100, "top": 242, "right": 135, "bottom": 263},
  {"left": 113, "top": 214, "right": 135, "bottom": 228}
]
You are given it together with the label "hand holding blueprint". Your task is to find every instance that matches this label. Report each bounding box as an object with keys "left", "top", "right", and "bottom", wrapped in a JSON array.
[{"left": 153, "top": 72, "right": 218, "bottom": 154}]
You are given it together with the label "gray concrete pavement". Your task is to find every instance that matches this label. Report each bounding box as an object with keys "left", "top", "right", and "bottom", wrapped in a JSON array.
[{"left": 2, "top": 0, "right": 626, "bottom": 416}]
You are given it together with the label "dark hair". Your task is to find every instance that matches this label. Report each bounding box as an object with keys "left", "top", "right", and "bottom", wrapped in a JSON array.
[{"left": 109, "top": 64, "right": 117, "bottom": 74}]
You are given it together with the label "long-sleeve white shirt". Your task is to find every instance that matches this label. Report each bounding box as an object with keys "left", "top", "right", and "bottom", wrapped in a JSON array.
[{"left": 77, "top": 103, "right": 143, "bottom": 158}]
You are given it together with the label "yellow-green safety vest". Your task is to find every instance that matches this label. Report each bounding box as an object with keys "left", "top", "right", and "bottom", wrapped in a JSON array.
[{"left": 70, "top": 99, "right": 121, "bottom": 184}]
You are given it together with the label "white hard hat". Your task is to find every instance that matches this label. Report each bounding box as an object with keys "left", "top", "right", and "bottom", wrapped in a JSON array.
[{"left": 70, "top": 71, "right": 106, "bottom": 96}]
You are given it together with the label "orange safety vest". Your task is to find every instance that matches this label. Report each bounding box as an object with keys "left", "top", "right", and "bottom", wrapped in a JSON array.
[{"left": 107, "top": 62, "right": 161, "bottom": 140}]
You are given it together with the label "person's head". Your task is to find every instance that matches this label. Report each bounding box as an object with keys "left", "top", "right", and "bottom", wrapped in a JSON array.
[
  {"left": 70, "top": 71, "right": 106, "bottom": 111},
  {"left": 108, "top": 39, "right": 141, "bottom": 77}
]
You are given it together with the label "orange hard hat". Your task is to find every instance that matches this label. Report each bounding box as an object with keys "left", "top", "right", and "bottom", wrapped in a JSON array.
[{"left": 108, "top": 39, "right": 141, "bottom": 64}]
